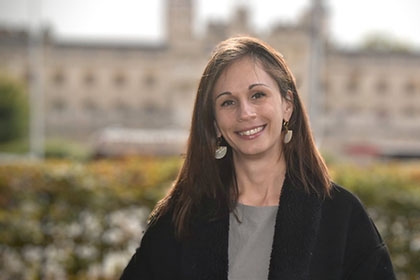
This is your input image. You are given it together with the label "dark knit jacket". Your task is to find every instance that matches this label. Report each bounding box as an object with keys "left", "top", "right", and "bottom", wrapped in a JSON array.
[{"left": 120, "top": 178, "right": 396, "bottom": 280}]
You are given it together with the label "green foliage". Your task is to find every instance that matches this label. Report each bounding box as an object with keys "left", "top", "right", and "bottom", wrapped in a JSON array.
[
  {"left": 0, "top": 158, "right": 419, "bottom": 279},
  {"left": 360, "top": 32, "right": 413, "bottom": 52},
  {"left": 0, "top": 157, "right": 181, "bottom": 279},
  {"left": 0, "top": 137, "right": 30, "bottom": 154},
  {"left": 44, "top": 138, "right": 91, "bottom": 161},
  {"left": 0, "top": 75, "right": 28, "bottom": 143},
  {"left": 331, "top": 162, "right": 420, "bottom": 279}
]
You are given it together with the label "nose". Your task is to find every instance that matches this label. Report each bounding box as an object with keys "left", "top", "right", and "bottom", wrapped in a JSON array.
[{"left": 238, "top": 101, "right": 256, "bottom": 121}]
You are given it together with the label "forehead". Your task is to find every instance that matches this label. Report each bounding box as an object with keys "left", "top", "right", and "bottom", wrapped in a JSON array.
[{"left": 213, "top": 57, "right": 277, "bottom": 95}]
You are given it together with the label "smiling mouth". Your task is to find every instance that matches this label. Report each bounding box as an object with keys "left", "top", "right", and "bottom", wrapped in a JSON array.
[{"left": 237, "top": 125, "right": 265, "bottom": 136}]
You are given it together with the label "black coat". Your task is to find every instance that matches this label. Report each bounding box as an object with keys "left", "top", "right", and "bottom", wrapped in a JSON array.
[{"left": 120, "top": 178, "right": 396, "bottom": 280}]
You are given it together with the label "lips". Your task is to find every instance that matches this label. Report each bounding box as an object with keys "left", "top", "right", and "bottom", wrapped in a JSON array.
[{"left": 237, "top": 125, "right": 265, "bottom": 137}]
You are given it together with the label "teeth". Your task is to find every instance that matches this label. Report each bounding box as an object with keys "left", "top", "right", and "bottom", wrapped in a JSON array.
[{"left": 239, "top": 126, "right": 263, "bottom": 136}]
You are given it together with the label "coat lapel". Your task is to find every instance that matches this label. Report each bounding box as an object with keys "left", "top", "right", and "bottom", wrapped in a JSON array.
[
  {"left": 182, "top": 176, "right": 323, "bottom": 280},
  {"left": 268, "top": 176, "right": 323, "bottom": 279},
  {"left": 182, "top": 213, "right": 229, "bottom": 280}
]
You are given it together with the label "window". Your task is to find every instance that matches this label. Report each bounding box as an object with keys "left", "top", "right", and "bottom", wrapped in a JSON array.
[
  {"left": 83, "top": 71, "right": 95, "bottom": 86},
  {"left": 52, "top": 69, "right": 65, "bottom": 86},
  {"left": 346, "top": 69, "right": 361, "bottom": 94},
  {"left": 143, "top": 72, "right": 156, "bottom": 87},
  {"left": 51, "top": 97, "right": 66, "bottom": 112},
  {"left": 376, "top": 79, "right": 388, "bottom": 94},
  {"left": 82, "top": 98, "right": 97, "bottom": 113},
  {"left": 114, "top": 71, "right": 126, "bottom": 87},
  {"left": 115, "top": 100, "right": 130, "bottom": 113},
  {"left": 375, "top": 106, "right": 389, "bottom": 119},
  {"left": 346, "top": 77, "right": 359, "bottom": 93},
  {"left": 404, "top": 80, "right": 416, "bottom": 95},
  {"left": 401, "top": 105, "right": 417, "bottom": 117},
  {"left": 144, "top": 101, "right": 159, "bottom": 115},
  {"left": 24, "top": 69, "right": 34, "bottom": 83},
  {"left": 346, "top": 103, "right": 361, "bottom": 115}
]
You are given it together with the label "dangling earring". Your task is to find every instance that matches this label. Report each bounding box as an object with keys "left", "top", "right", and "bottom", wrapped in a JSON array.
[
  {"left": 215, "top": 137, "right": 227, "bottom": 159},
  {"left": 283, "top": 120, "right": 293, "bottom": 144}
]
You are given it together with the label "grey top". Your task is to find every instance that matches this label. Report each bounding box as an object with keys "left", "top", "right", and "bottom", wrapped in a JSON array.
[{"left": 228, "top": 203, "right": 278, "bottom": 280}]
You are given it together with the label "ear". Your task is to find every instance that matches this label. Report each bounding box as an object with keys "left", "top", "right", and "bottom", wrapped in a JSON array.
[
  {"left": 214, "top": 121, "right": 221, "bottom": 138},
  {"left": 282, "top": 90, "right": 294, "bottom": 121}
]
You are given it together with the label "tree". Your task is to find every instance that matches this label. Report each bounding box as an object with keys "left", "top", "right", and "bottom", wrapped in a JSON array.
[
  {"left": 0, "top": 75, "right": 28, "bottom": 142},
  {"left": 361, "top": 32, "right": 413, "bottom": 53}
]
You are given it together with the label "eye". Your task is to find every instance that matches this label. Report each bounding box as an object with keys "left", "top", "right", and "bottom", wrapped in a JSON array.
[
  {"left": 251, "top": 92, "right": 266, "bottom": 99},
  {"left": 221, "top": 100, "right": 235, "bottom": 107}
]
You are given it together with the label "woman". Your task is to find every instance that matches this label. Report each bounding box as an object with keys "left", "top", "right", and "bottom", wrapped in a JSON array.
[{"left": 120, "top": 36, "right": 395, "bottom": 279}]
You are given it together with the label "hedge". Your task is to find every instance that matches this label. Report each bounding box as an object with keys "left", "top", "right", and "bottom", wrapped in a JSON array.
[
  {"left": 331, "top": 162, "right": 420, "bottom": 279},
  {"left": 0, "top": 158, "right": 419, "bottom": 279},
  {"left": 0, "top": 75, "right": 28, "bottom": 143},
  {"left": 0, "top": 157, "right": 180, "bottom": 280}
]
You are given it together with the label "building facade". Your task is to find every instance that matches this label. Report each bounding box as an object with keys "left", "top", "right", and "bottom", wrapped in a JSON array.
[{"left": 1, "top": 0, "right": 419, "bottom": 158}]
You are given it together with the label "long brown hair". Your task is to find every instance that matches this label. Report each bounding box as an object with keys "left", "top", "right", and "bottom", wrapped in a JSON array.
[{"left": 150, "top": 36, "right": 331, "bottom": 239}]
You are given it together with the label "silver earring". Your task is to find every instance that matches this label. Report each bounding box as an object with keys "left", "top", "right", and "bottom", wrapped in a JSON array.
[
  {"left": 215, "top": 137, "right": 227, "bottom": 159},
  {"left": 283, "top": 120, "right": 293, "bottom": 144}
]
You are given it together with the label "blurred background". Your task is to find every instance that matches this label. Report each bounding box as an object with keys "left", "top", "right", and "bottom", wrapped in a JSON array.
[
  {"left": 0, "top": 0, "right": 419, "bottom": 159},
  {"left": 0, "top": 0, "right": 419, "bottom": 279}
]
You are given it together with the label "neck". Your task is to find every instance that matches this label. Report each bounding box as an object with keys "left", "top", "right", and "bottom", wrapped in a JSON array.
[{"left": 233, "top": 151, "right": 286, "bottom": 207}]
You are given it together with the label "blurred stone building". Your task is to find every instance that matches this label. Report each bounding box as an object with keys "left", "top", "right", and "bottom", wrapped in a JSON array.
[{"left": 1, "top": 0, "right": 419, "bottom": 158}]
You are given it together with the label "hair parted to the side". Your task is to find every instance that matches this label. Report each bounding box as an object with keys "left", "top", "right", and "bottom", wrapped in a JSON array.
[{"left": 149, "top": 36, "right": 331, "bottom": 239}]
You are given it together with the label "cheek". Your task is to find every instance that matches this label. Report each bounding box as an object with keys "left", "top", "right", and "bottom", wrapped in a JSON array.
[
  {"left": 215, "top": 108, "right": 234, "bottom": 124},
  {"left": 263, "top": 104, "right": 282, "bottom": 120},
  {"left": 214, "top": 112, "right": 230, "bottom": 133}
]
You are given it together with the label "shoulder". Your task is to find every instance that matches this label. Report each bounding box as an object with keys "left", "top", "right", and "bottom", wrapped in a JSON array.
[
  {"left": 324, "top": 183, "right": 386, "bottom": 256},
  {"left": 144, "top": 209, "right": 175, "bottom": 242},
  {"left": 324, "top": 183, "right": 367, "bottom": 214},
  {"left": 312, "top": 184, "right": 396, "bottom": 279},
  {"left": 321, "top": 183, "right": 382, "bottom": 243},
  {"left": 329, "top": 183, "right": 362, "bottom": 203},
  {"left": 120, "top": 210, "right": 181, "bottom": 279},
  {"left": 140, "top": 209, "right": 181, "bottom": 266}
]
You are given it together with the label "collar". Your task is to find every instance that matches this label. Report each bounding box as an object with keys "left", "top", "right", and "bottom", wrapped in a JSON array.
[{"left": 181, "top": 176, "right": 323, "bottom": 280}]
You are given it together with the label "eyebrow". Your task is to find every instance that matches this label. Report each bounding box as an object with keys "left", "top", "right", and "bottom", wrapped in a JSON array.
[
  {"left": 249, "top": 83, "right": 270, "bottom": 90},
  {"left": 215, "top": 83, "right": 271, "bottom": 100}
]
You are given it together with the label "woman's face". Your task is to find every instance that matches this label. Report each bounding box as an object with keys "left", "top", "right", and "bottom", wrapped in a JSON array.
[{"left": 213, "top": 57, "right": 293, "bottom": 160}]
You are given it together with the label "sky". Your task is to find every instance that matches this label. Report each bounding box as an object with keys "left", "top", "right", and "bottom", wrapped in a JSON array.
[{"left": 0, "top": 0, "right": 419, "bottom": 50}]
